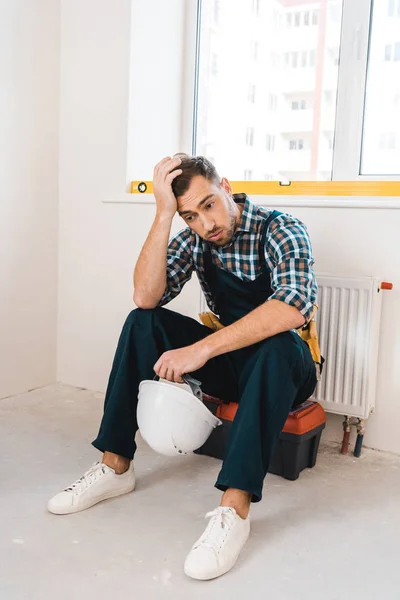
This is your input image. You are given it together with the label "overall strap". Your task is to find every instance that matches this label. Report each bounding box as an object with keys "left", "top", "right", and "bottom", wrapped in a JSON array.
[{"left": 258, "top": 210, "right": 282, "bottom": 268}]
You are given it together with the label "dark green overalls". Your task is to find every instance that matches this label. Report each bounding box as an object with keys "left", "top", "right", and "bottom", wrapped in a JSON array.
[{"left": 93, "top": 212, "right": 317, "bottom": 502}]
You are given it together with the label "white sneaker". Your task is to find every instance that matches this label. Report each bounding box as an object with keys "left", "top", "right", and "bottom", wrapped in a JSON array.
[
  {"left": 47, "top": 462, "right": 135, "bottom": 515},
  {"left": 184, "top": 506, "right": 250, "bottom": 580}
]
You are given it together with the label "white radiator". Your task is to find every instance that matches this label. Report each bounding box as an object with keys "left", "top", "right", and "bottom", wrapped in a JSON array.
[{"left": 313, "top": 274, "right": 383, "bottom": 419}]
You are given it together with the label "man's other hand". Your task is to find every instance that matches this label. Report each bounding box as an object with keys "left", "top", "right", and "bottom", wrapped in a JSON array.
[
  {"left": 153, "top": 156, "right": 183, "bottom": 218},
  {"left": 153, "top": 344, "right": 209, "bottom": 383}
]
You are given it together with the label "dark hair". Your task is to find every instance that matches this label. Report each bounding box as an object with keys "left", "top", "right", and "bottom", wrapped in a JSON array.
[{"left": 171, "top": 154, "right": 221, "bottom": 198}]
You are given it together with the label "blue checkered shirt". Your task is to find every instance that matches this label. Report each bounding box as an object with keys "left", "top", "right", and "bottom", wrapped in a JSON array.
[{"left": 158, "top": 194, "right": 317, "bottom": 321}]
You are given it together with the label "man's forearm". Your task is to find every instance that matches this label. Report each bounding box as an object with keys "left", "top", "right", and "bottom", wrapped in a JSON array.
[
  {"left": 196, "top": 299, "right": 305, "bottom": 359},
  {"left": 133, "top": 213, "right": 173, "bottom": 308}
]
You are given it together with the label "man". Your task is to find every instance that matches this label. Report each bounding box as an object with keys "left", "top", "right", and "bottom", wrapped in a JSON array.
[{"left": 48, "top": 155, "right": 318, "bottom": 580}]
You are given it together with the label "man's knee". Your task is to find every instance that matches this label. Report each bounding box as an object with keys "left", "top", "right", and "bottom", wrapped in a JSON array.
[
  {"left": 258, "top": 331, "right": 296, "bottom": 352},
  {"left": 256, "top": 331, "right": 303, "bottom": 366},
  {"left": 125, "top": 306, "right": 163, "bottom": 326}
]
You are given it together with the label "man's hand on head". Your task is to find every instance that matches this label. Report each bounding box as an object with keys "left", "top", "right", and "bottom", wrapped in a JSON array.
[
  {"left": 153, "top": 156, "right": 182, "bottom": 219},
  {"left": 153, "top": 344, "right": 210, "bottom": 383}
]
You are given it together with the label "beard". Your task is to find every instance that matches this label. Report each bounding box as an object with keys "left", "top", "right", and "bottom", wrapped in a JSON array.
[{"left": 208, "top": 205, "right": 238, "bottom": 247}]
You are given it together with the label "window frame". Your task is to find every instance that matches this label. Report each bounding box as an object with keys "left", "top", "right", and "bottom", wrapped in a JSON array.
[
  {"left": 246, "top": 127, "right": 255, "bottom": 147},
  {"left": 266, "top": 134, "right": 275, "bottom": 151},
  {"left": 184, "top": 0, "right": 400, "bottom": 182}
]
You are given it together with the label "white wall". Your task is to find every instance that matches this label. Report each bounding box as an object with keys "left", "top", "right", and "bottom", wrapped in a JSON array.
[
  {"left": 57, "top": 0, "right": 199, "bottom": 392},
  {"left": 0, "top": 0, "right": 60, "bottom": 398},
  {"left": 57, "top": 0, "right": 400, "bottom": 454}
]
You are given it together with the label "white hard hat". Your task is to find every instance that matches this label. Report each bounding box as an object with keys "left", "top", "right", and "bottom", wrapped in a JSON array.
[{"left": 137, "top": 375, "right": 222, "bottom": 457}]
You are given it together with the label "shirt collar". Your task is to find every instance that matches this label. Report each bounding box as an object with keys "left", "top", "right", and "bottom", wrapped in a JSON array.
[{"left": 233, "top": 193, "right": 259, "bottom": 234}]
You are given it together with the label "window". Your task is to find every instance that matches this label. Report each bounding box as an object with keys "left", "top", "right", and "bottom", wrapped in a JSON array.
[
  {"left": 252, "top": 0, "right": 260, "bottom": 16},
  {"left": 266, "top": 135, "right": 275, "bottom": 151},
  {"left": 211, "top": 52, "right": 218, "bottom": 75},
  {"left": 248, "top": 84, "right": 256, "bottom": 104},
  {"left": 289, "top": 139, "right": 304, "bottom": 151},
  {"left": 384, "top": 42, "right": 400, "bottom": 61},
  {"left": 244, "top": 169, "right": 253, "bottom": 180},
  {"left": 319, "top": 171, "right": 332, "bottom": 181},
  {"left": 286, "top": 50, "right": 316, "bottom": 69},
  {"left": 271, "top": 53, "right": 279, "bottom": 67},
  {"left": 292, "top": 99, "right": 307, "bottom": 110},
  {"left": 195, "top": 0, "right": 342, "bottom": 180},
  {"left": 251, "top": 40, "right": 259, "bottom": 61},
  {"left": 362, "top": 2, "right": 400, "bottom": 174},
  {"left": 330, "top": 3, "right": 342, "bottom": 23},
  {"left": 246, "top": 127, "right": 254, "bottom": 146},
  {"left": 214, "top": 0, "right": 220, "bottom": 24},
  {"left": 268, "top": 93, "right": 277, "bottom": 111},
  {"left": 194, "top": 0, "right": 400, "bottom": 180},
  {"left": 388, "top": 0, "right": 400, "bottom": 17},
  {"left": 379, "top": 133, "right": 397, "bottom": 149},
  {"left": 273, "top": 10, "right": 281, "bottom": 29},
  {"left": 326, "top": 133, "right": 334, "bottom": 150},
  {"left": 328, "top": 46, "right": 340, "bottom": 66},
  {"left": 325, "top": 90, "right": 334, "bottom": 106}
]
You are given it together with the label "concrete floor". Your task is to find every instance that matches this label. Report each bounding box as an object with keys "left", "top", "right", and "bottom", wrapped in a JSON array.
[{"left": 1, "top": 384, "right": 400, "bottom": 600}]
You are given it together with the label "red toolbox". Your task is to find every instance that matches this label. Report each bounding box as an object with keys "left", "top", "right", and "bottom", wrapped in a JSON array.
[{"left": 195, "top": 397, "right": 327, "bottom": 481}]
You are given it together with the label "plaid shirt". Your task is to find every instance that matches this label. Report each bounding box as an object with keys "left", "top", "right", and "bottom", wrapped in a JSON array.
[{"left": 158, "top": 194, "right": 317, "bottom": 321}]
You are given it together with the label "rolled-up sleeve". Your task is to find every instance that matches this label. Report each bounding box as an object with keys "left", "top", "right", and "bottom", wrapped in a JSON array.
[
  {"left": 157, "top": 229, "right": 194, "bottom": 307},
  {"left": 265, "top": 216, "right": 317, "bottom": 322}
]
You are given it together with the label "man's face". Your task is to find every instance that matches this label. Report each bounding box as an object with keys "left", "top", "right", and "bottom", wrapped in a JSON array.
[{"left": 177, "top": 176, "right": 240, "bottom": 247}]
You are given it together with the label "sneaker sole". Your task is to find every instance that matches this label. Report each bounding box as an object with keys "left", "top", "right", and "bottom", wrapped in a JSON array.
[{"left": 48, "top": 481, "right": 136, "bottom": 515}]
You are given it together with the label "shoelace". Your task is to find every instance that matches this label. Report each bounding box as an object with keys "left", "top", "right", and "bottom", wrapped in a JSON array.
[
  {"left": 195, "top": 507, "right": 237, "bottom": 554},
  {"left": 65, "top": 462, "right": 109, "bottom": 495}
]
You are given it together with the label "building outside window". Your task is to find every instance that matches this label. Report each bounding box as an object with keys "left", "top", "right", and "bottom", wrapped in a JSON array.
[
  {"left": 289, "top": 139, "right": 304, "bottom": 150},
  {"left": 246, "top": 127, "right": 254, "bottom": 146},
  {"left": 248, "top": 84, "right": 256, "bottom": 104},
  {"left": 388, "top": 0, "right": 400, "bottom": 17},
  {"left": 292, "top": 99, "right": 308, "bottom": 110},
  {"left": 266, "top": 134, "right": 275, "bottom": 151},
  {"left": 268, "top": 94, "right": 278, "bottom": 111},
  {"left": 252, "top": 0, "right": 260, "bottom": 16},
  {"left": 194, "top": 0, "right": 400, "bottom": 180}
]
